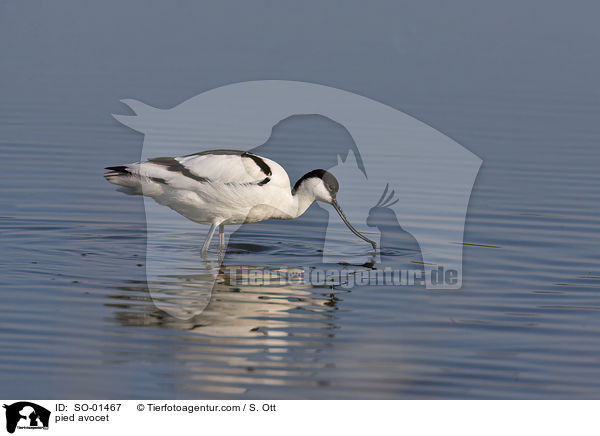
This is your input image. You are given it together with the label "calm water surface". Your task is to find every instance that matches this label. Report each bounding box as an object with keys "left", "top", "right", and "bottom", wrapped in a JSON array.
[{"left": 2, "top": 1, "right": 600, "bottom": 399}]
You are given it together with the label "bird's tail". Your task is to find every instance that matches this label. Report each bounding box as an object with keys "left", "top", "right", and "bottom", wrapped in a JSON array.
[{"left": 104, "top": 165, "right": 144, "bottom": 195}]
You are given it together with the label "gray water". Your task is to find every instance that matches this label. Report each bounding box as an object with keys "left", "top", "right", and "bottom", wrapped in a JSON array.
[{"left": 2, "top": 1, "right": 600, "bottom": 399}]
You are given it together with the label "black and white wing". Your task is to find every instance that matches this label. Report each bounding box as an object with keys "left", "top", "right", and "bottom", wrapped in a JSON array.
[{"left": 104, "top": 149, "right": 286, "bottom": 194}]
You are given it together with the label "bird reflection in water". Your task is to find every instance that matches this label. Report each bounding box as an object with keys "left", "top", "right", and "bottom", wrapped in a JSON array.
[{"left": 109, "top": 260, "right": 346, "bottom": 337}]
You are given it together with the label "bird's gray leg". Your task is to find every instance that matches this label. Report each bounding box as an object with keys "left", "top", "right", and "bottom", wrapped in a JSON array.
[
  {"left": 218, "top": 224, "right": 225, "bottom": 252},
  {"left": 201, "top": 223, "right": 217, "bottom": 256}
]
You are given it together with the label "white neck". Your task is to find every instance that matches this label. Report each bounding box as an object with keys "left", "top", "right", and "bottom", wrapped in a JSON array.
[
  {"left": 292, "top": 187, "right": 317, "bottom": 218},
  {"left": 275, "top": 184, "right": 316, "bottom": 220}
]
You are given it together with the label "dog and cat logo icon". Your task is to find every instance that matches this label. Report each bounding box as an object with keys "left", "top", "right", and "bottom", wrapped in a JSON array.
[{"left": 3, "top": 402, "right": 50, "bottom": 433}]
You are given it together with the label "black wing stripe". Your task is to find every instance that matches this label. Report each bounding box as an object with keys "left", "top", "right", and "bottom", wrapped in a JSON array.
[
  {"left": 150, "top": 177, "right": 168, "bottom": 185},
  {"left": 184, "top": 149, "right": 272, "bottom": 177},
  {"left": 242, "top": 152, "right": 272, "bottom": 176},
  {"left": 257, "top": 177, "right": 270, "bottom": 186},
  {"left": 148, "top": 157, "right": 209, "bottom": 183},
  {"left": 183, "top": 149, "right": 244, "bottom": 157},
  {"left": 148, "top": 151, "right": 272, "bottom": 186}
]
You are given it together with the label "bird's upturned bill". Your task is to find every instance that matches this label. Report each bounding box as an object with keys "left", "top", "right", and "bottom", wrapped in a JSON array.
[{"left": 332, "top": 199, "right": 377, "bottom": 250}]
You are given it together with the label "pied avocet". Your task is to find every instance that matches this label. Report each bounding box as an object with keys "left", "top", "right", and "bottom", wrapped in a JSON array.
[{"left": 104, "top": 149, "right": 376, "bottom": 255}]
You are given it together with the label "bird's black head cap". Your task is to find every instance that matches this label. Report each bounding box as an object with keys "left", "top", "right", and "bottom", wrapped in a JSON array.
[{"left": 293, "top": 169, "right": 339, "bottom": 197}]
